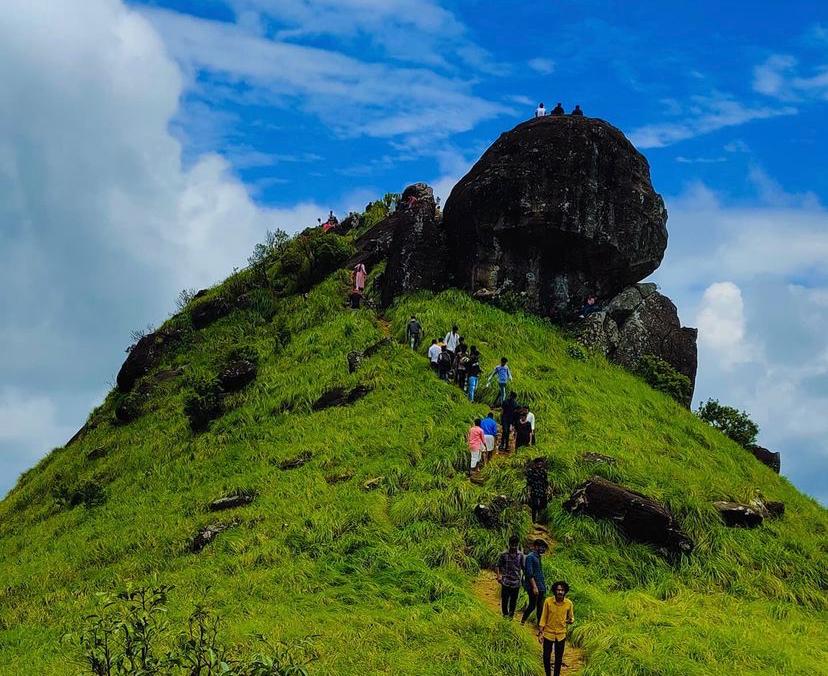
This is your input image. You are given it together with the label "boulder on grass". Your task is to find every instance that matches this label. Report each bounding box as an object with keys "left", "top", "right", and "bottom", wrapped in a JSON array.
[
  {"left": 312, "top": 385, "right": 371, "bottom": 411},
  {"left": 474, "top": 495, "right": 512, "bottom": 529},
  {"left": 116, "top": 327, "right": 183, "bottom": 393},
  {"left": 208, "top": 493, "right": 255, "bottom": 511},
  {"left": 190, "top": 297, "right": 232, "bottom": 329},
  {"left": 218, "top": 360, "right": 257, "bottom": 393},
  {"left": 747, "top": 445, "right": 781, "bottom": 473},
  {"left": 276, "top": 451, "right": 313, "bottom": 470},
  {"left": 564, "top": 476, "right": 693, "bottom": 556},
  {"left": 714, "top": 501, "right": 763, "bottom": 528},
  {"left": 190, "top": 520, "right": 238, "bottom": 553}
]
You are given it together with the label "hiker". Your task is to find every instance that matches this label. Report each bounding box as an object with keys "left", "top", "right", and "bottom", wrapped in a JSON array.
[
  {"left": 537, "top": 581, "right": 575, "bottom": 676},
  {"left": 496, "top": 535, "right": 524, "bottom": 618},
  {"left": 486, "top": 357, "right": 513, "bottom": 406},
  {"left": 353, "top": 263, "right": 367, "bottom": 292},
  {"left": 578, "top": 295, "right": 601, "bottom": 318},
  {"left": 551, "top": 102, "right": 565, "bottom": 116},
  {"left": 468, "top": 418, "right": 486, "bottom": 475},
  {"left": 444, "top": 325, "right": 461, "bottom": 357},
  {"left": 466, "top": 348, "right": 482, "bottom": 401},
  {"left": 348, "top": 289, "right": 362, "bottom": 309},
  {"left": 571, "top": 105, "right": 584, "bottom": 116},
  {"left": 454, "top": 340, "right": 469, "bottom": 389},
  {"left": 428, "top": 339, "right": 441, "bottom": 372},
  {"left": 526, "top": 457, "right": 549, "bottom": 523},
  {"left": 535, "top": 102, "right": 546, "bottom": 118},
  {"left": 406, "top": 315, "right": 423, "bottom": 349},
  {"left": 480, "top": 412, "right": 498, "bottom": 464},
  {"left": 437, "top": 345, "right": 453, "bottom": 381},
  {"left": 500, "top": 391, "right": 518, "bottom": 451},
  {"left": 521, "top": 539, "right": 547, "bottom": 626},
  {"left": 515, "top": 410, "right": 533, "bottom": 448},
  {"left": 525, "top": 407, "right": 536, "bottom": 444}
]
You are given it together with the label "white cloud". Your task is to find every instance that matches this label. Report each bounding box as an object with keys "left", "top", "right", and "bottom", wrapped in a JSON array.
[
  {"left": 753, "top": 54, "right": 828, "bottom": 101},
  {"left": 143, "top": 8, "right": 512, "bottom": 148},
  {"left": 528, "top": 58, "right": 556, "bottom": 74},
  {"left": 696, "top": 282, "right": 754, "bottom": 368},
  {"left": 0, "top": 0, "right": 331, "bottom": 495},
  {"left": 675, "top": 155, "right": 727, "bottom": 164},
  {"left": 628, "top": 94, "right": 797, "bottom": 148}
]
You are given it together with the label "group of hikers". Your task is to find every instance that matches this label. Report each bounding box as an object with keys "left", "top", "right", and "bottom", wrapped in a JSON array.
[
  {"left": 497, "top": 536, "right": 574, "bottom": 676},
  {"left": 535, "top": 102, "right": 584, "bottom": 118}
]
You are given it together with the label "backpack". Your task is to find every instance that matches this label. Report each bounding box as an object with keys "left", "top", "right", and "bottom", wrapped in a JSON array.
[
  {"left": 438, "top": 352, "right": 452, "bottom": 368},
  {"left": 458, "top": 354, "right": 469, "bottom": 371}
]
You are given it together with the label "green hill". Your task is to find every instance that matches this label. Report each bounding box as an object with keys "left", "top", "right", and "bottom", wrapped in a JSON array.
[{"left": 1, "top": 234, "right": 826, "bottom": 675}]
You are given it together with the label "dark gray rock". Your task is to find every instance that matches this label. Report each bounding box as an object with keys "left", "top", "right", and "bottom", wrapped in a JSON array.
[
  {"left": 380, "top": 184, "right": 447, "bottom": 306},
  {"left": 116, "top": 327, "right": 183, "bottom": 393},
  {"left": 443, "top": 116, "right": 668, "bottom": 316},
  {"left": 275, "top": 451, "right": 313, "bottom": 470},
  {"left": 474, "top": 495, "right": 512, "bottom": 529},
  {"left": 714, "top": 501, "right": 763, "bottom": 528},
  {"left": 576, "top": 284, "right": 697, "bottom": 403},
  {"left": 347, "top": 351, "right": 362, "bottom": 373},
  {"left": 765, "top": 501, "right": 785, "bottom": 519},
  {"left": 86, "top": 447, "right": 108, "bottom": 461},
  {"left": 208, "top": 493, "right": 255, "bottom": 511},
  {"left": 191, "top": 297, "right": 232, "bottom": 329},
  {"left": 312, "top": 384, "right": 371, "bottom": 411},
  {"left": 564, "top": 476, "right": 693, "bottom": 556},
  {"left": 190, "top": 520, "right": 238, "bottom": 553},
  {"left": 747, "top": 445, "right": 781, "bottom": 473},
  {"left": 217, "top": 360, "right": 257, "bottom": 393},
  {"left": 579, "top": 452, "right": 617, "bottom": 465}
]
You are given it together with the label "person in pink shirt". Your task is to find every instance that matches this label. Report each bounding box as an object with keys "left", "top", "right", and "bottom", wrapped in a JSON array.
[
  {"left": 468, "top": 418, "right": 487, "bottom": 475},
  {"left": 353, "top": 263, "right": 367, "bottom": 292}
]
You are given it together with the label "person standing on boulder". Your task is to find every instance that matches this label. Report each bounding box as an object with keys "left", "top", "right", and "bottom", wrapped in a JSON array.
[
  {"left": 466, "top": 347, "right": 482, "bottom": 401},
  {"left": 521, "top": 539, "right": 547, "bottom": 626},
  {"left": 570, "top": 105, "right": 584, "bottom": 116},
  {"left": 535, "top": 102, "right": 546, "bottom": 118},
  {"left": 406, "top": 315, "right": 423, "bottom": 349},
  {"left": 487, "top": 357, "right": 513, "bottom": 406},
  {"left": 468, "top": 418, "right": 486, "bottom": 476},
  {"left": 496, "top": 535, "right": 524, "bottom": 619},
  {"left": 537, "top": 581, "right": 574, "bottom": 676},
  {"left": 551, "top": 102, "right": 565, "bottom": 116}
]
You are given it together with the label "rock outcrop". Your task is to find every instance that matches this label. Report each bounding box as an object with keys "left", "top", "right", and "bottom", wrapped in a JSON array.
[
  {"left": 564, "top": 476, "right": 693, "bottom": 556},
  {"left": 747, "top": 445, "right": 781, "bottom": 473},
  {"left": 116, "top": 327, "right": 183, "bottom": 393},
  {"left": 714, "top": 501, "right": 763, "bottom": 528},
  {"left": 442, "top": 116, "right": 668, "bottom": 316},
  {"left": 577, "top": 283, "right": 698, "bottom": 400}
]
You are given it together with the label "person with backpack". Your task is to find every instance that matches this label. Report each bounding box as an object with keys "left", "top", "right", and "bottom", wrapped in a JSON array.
[
  {"left": 496, "top": 535, "right": 524, "bottom": 618},
  {"left": 526, "top": 457, "right": 549, "bottom": 523},
  {"left": 466, "top": 347, "right": 481, "bottom": 401},
  {"left": 427, "top": 339, "right": 441, "bottom": 372},
  {"left": 454, "top": 340, "right": 469, "bottom": 389},
  {"left": 444, "top": 325, "right": 460, "bottom": 357},
  {"left": 537, "top": 581, "right": 575, "bottom": 676},
  {"left": 406, "top": 315, "right": 423, "bottom": 349},
  {"left": 437, "top": 345, "right": 453, "bottom": 381},
  {"left": 486, "top": 357, "right": 513, "bottom": 406},
  {"left": 521, "top": 539, "right": 547, "bottom": 626}
]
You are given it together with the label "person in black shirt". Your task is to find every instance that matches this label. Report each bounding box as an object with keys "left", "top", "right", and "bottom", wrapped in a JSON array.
[
  {"left": 437, "top": 345, "right": 452, "bottom": 381},
  {"left": 515, "top": 409, "right": 533, "bottom": 448},
  {"left": 500, "top": 391, "right": 518, "bottom": 451},
  {"left": 526, "top": 457, "right": 549, "bottom": 523}
]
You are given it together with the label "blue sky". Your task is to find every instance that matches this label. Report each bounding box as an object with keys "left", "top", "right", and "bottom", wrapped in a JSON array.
[{"left": 1, "top": 0, "right": 826, "bottom": 503}]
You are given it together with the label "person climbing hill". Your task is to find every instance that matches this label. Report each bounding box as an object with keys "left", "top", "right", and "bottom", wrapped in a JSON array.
[
  {"left": 521, "top": 538, "right": 547, "bottom": 626},
  {"left": 499, "top": 391, "right": 518, "bottom": 451},
  {"left": 496, "top": 535, "right": 524, "bottom": 619},
  {"left": 526, "top": 457, "right": 549, "bottom": 523},
  {"left": 486, "top": 356, "right": 513, "bottom": 406},
  {"left": 480, "top": 412, "right": 498, "bottom": 465},
  {"left": 444, "top": 325, "right": 460, "bottom": 357},
  {"left": 428, "top": 339, "right": 441, "bottom": 372},
  {"left": 537, "top": 581, "right": 575, "bottom": 676},
  {"left": 437, "top": 345, "right": 453, "bottom": 381},
  {"left": 406, "top": 315, "right": 423, "bottom": 349},
  {"left": 353, "top": 263, "right": 367, "bottom": 293},
  {"left": 515, "top": 410, "right": 533, "bottom": 449},
  {"left": 466, "top": 347, "right": 481, "bottom": 401},
  {"left": 468, "top": 418, "right": 486, "bottom": 476}
]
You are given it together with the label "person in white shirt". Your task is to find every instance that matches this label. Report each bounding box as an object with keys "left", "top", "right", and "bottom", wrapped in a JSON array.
[
  {"left": 525, "top": 409, "right": 536, "bottom": 445},
  {"left": 444, "top": 325, "right": 460, "bottom": 355},
  {"left": 535, "top": 102, "right": 546, "bottom": 118},
  {"left": 427, "top": 339, "right": 441, "bottom": 372}
]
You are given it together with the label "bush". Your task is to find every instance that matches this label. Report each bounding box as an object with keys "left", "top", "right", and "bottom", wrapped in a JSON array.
[
  {"left": 636, "top": 355, "right": 692, "bottom": 406},
  {"left": 566, "top": 344, "right": 587, "bottom": 361},
  {"left": 53, "top": 479, "right": 107, "bottom": 509},
  {"left": 184, "top": 378, "right": 223, "bottom": 433},
  {"left": 66, "top": 584, "right": 318, "bottom": 676},
  {"left": 697, "top": 398, "right": 759, "bottom": 447}
]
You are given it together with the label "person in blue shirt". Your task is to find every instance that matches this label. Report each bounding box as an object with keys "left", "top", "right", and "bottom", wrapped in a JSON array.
[
  {"left": 480, "top": 412, "right": 499, "bottom": 464},
  {"left": 486, "top": 356, "right": 513, "bottom": 406},
  {"left": 521, "top": 538, "right": 547, "bottom": 625}
]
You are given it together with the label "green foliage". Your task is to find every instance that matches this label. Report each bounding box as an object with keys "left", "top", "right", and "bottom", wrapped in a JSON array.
[
  {"left": 183, "top": 378, "right": 223, "bottom": 433},
  {"left": 268, "top": 231, "right": 354, "bottom": 296},
  {"left": 697, "top": 398, "right": 759, "bottom": 447},
  {"left": 1, "top": 280, "right": 826, "bottom": 676},
  {"left": 636, "top": 354, "right": 693, "bottom": 405},
  {"left": 566, "top": 344, "right": 587, "bottom": 361},
  {"left": 53, "top": 478, "right": 107, "bottom": 509},
  {"left": 67, "top": 585, "right": 317, "bottom": 676}
]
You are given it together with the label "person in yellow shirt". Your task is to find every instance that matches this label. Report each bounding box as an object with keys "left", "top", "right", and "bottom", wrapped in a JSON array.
[{"left": 537, "top": 581, "right": 574, "bottom": 676}]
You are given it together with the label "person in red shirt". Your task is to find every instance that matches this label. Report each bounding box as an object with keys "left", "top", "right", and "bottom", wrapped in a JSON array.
[{"left": 467, "top": 419, "right": 486, "bottom": 475}]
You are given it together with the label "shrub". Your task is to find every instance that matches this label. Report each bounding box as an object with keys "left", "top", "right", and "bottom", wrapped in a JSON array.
[
  {"left": 175, "top": 288, "right": 197, "bottom": 312},
  {"left": 636, "top": 355, "right": 693, "bottom": 406},
  {"left": 184, "top": 378, "right": 223, "bottom": 433},
  {"left": 53, "top": 479, "right": 107, "bottom": 509},
  {"left": 697, "top": 398, "right": 759, "bottom": 447},
  {"left": 566, "top": 344, "right": 587, "bottom": 361}
]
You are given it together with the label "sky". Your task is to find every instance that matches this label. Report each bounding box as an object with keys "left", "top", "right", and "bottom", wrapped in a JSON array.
[{"left": 1, "top": 0, "right": 826, "bottom": 503}]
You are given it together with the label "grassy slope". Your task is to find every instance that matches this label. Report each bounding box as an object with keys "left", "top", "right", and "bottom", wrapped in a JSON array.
[{"left": 1, "top": 272, "right": 826, "bottom": 675}]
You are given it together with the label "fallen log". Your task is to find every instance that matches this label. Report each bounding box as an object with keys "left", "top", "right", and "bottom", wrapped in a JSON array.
[{"left": 564, "top": 476, "right": 693, "bottom": 556}]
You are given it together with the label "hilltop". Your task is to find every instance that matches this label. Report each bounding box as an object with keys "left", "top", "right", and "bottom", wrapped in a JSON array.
[{"left": 1, "top": 116, "right": 826, "bottom": 675}]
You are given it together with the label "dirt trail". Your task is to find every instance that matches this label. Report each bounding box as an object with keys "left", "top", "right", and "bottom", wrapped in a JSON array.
[{"left": 472, "top": 561, "right": 585, "bottom": 674}]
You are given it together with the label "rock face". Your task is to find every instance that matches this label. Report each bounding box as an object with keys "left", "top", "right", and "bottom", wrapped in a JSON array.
[
  {"left": 577, "top": 283, "right": 698, "bottom": 400},
  {"left": 564, "top": 476, "right": 693, "bottom": 556},
  {"left": 747, "top": 445, "right": 781, "bottom": 473},
  {"left": 380, "top": 184, "right": 446, "bottom": 306},
  {"left": 714, "top": 501, "right": 763, "bottom": 528},
  {"left": 116, "top": 327, "right": 182, "bottom": 393},
  {"left": 190, "top": 297, "right": 232, "bottom": 329},
  {"left": 443, "top": 116, "right": 668, "bottom": 316},
  {"left": 217, "top": 360, "right": 257, "bottom": 393}
]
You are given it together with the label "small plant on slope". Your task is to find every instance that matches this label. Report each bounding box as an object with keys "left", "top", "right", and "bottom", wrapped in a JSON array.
[{"left": 696, "top": 397, "right": 759, "bottom": 447}]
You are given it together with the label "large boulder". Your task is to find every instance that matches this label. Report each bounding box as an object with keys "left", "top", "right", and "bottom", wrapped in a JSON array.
[
  {"left": 380, "top": 184, "right": 446, "bottom": 306},
  {"left": 577, "top": 283, "right": 698, "bottom": 402},
  {"left": 443, "top": 115, "right": 668, "bottom": 316},
  {"left": 747, "top": 445, "right": 781, "bottom": 473},
  {"left": 116, "top": 327, "right": 183, "bottom": 393}
]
